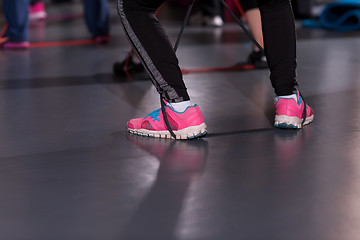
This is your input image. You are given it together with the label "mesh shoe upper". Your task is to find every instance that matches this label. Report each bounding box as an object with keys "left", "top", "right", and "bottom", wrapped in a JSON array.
[
  {"left": 126, "top": 101, "right": 207, "bottom": 139},
  {"left": 127, "top": 103, "right": 204, "bottom": 132},
  {"left": 274, "top": 92, "right": 314, "bottom": 129}
]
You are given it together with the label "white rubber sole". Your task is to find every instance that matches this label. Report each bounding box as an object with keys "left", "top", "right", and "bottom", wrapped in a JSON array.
[
  {"left": 274, "top": 114, "right": 314, "bottom": 129},
  {"left": 29, "top": 12, "right": 47, "bottom": 21},
  {"left": 127, "top": 123, "right": 207, "bottom": 140}
]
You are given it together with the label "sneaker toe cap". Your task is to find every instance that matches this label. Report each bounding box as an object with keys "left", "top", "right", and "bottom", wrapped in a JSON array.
[
  {"left": 307, "top": 105, "right": 314, "bottom": 117},
  {"left": 127, "top": 117, "right": 146, "bottom": 130},
  {"left": 127, "top": 121, "right": 134, "bottom": 129}
]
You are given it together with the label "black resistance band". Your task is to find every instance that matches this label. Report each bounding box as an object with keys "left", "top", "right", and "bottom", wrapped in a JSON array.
[{"left": 161, "top": 0, "right": 306, "bottom": 139}]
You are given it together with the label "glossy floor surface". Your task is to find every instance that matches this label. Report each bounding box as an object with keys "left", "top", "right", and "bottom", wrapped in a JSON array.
[{"left": 1, "top": 2, "right": 360, "bottom": 240}]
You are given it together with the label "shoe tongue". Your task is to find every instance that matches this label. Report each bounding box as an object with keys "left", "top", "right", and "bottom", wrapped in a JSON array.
[
  {"left": 167, "top": 101, "right": 192, "bottom": 112},
  {"left": 278, "top": 93, "right": 297, "bottom": 101}
]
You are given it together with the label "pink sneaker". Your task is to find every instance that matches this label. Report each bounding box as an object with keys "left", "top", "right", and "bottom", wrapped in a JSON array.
[
  {"left": 2, "top": 41, "right": 30, "bottom": 49},
  {"left": 93, "top": 33, "right": 110, "bottom": 44},
  {"left": 29, "top": 2, "right": 47, "bottom": 21},
  {"left": 274, "top": 91, "right": 314, "bottom": 129},
  {"left": 127, "top": 101, "right": 207, "bottom": 140}
]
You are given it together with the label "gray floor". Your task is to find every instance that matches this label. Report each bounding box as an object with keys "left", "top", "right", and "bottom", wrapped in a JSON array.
[{"left": 1, "top": 2, "right": 360, "bottom": 240}]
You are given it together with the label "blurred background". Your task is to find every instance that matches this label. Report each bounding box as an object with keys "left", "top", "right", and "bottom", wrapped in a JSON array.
[{"left": 1, "top": 1, "right": 360, "bottom": 240}]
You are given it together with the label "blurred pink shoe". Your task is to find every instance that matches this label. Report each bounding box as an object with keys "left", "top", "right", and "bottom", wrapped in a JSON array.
[
  {"left": 2, "top": 41, "right": 30, "bottom": 49},
  {"left": 274, "top": 91, "right": 314, "bottom": 129},
  {"left": 127, "top": 100, "right": 207, "bottom": 139},
  {"left": 29, "top": 2, "right": 47, "bottom": 21},
  {"left": 93, "top": 33, "right": 110, "bottom": 44}
]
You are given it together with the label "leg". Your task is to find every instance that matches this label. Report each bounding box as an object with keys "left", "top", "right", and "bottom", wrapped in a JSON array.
[
  {"left": 257, "top": 0, "right": 297, "bottom": 96},
  {"left": 245, "top": 9, "right": 263, "bottom": 50},
  {"left": 83, "top": 0, "right": 110, "bottom": 37},
  {"left": 117, "top": 0, "right": 207, "bottom": 139},
  {"left": 233, "top": 0, "right": 266, "bottom": 68},
  {"left": 244, "top": 8, "right": 268, "bottom": 68},
  {"left": 118, "top": 0, "right": 189, "bottom": 103},
  {"left": 256, "top": 0, "right": 314, "bottom": 128},
  {"left": 241, "top": 0, "right": 264, "bottom": 50},
  {"left": 2, "top": 0, "right": 29, "bottom": 42}
]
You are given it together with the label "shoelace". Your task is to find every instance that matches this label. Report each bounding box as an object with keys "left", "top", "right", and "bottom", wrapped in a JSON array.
[
  {"left": 220, "top": 0, "right": 264, "bottom": 53},
  {"left": 145, "top": 108, "right": 161, "bottom": 122},
  {"left": 160, "top": 0, "right": 194, "bottom": 139},
  {"left": 160, "top": 96, "right": 177, "bottom": 139},
  {"left": 299, "top": 91, "right": 307, "bottom": 127}
]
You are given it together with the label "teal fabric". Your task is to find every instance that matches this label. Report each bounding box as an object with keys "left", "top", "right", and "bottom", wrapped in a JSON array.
[{"left": 303, "top": 0, "right": 360, "bottom": 31}]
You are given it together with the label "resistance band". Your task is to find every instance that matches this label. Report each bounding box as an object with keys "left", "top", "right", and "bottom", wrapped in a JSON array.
[
  {"left": 161, "top": 0, "right": 307, "bottom": 138},
  {"left": 220, "top": 0, "right": 264, "bottom": 53},
  {"left": 122, "top": 0, "right": 253, "bottom": 78},
  {"left": 234, "top": 0, "right": 248, "bottom": 22},
  {"left": 162, "top": 0, "right": 195, "bottom": 139},
  {"left": 161, "top": 0, "right": 265, "bottom": 139}
]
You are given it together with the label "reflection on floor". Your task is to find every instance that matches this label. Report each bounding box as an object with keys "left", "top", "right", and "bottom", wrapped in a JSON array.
[{"left": 1, "top": 2, "right": 360, "bottom": 240}]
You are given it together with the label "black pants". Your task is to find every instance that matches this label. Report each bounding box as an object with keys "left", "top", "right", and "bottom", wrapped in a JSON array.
[
  {"left": 241, "top": 0, "right": 258, "bottom": 12},
  {"left": 117, "top": 0, "right": 297, "bottom": 102}
]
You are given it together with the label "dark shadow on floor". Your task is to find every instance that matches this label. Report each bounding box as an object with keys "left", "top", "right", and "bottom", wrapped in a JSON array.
[{"left": 122, "top": 134, "right": 209, "bottom": 240}]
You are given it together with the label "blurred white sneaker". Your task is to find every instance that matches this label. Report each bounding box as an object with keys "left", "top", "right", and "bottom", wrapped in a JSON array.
[
  {"left": 203, "top": 15, "right": 224, "bottom": 27},
  {"left": 188, "top": 12, "right": 223, "bottom": 27}
]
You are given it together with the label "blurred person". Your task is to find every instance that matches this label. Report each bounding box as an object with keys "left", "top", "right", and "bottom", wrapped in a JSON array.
[
  {"left": 84, "top": 0, "right": 111, "bottom": 43},
  {"left": 1, "top": 0, "right": 111, "bottom": 49},
  {"left": 116, "top": 0, "right": 314, "bottom": 139},
  {"left": 240, "top": 0, "right": 267, "bottom": 68},
  {"left": 1, "top": 0, "right": 30, "bottom": 49}
]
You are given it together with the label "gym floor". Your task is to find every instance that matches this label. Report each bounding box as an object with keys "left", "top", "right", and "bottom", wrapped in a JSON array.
[{"left": 1, "top": 1, "right": 360, "bottom": 240}]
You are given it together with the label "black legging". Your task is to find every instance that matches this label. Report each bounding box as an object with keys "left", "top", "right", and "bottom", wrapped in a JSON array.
[
  {"left": 241, "top": 0, "right": 258, "bottom": 12},
  {"left": 117, "top": 0, "right": 297, "bottom": 102},
  {"left": 259, "top": 0, "right": 298, "bottom": 95}
]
